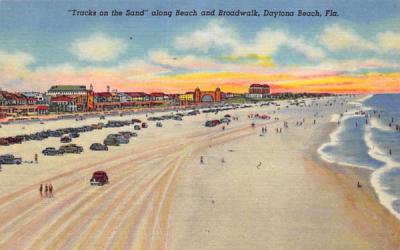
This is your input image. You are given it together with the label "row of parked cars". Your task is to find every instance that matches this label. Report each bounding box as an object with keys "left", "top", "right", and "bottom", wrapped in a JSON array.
[
  {"left": 0, "top": 117, "right": 146, "bottom": 147},
  {"left": 42, "top": 130, "right": 139, "bottom": 156},
  {"left": 205, "top": 114, "right": 232, "bottom": 127},
  {"left": 0, "top": 123, "right": 103, "bottom": 146}
]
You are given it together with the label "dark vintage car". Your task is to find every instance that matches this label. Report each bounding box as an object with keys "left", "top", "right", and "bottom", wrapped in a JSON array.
[
  {"left": 156, "top": 122, "right": 163, "bottom": 127},
  {"left": 42, "top": 147, "right": 64, "bottom": 156},
  {"left": 103, "top": 137, "right": 120, "bottom": 146},
  {"left": 133, "top": 125, "right": 141, "bottom": 130},
  {"left": 0, "top": 138, "right": 10, "bottom": 146},
  {"left": 90, "top": 143, "right": 109, "bottom": 151},
  {"left": 59, "top": 144, "right": 83, "bottom": 154},
  {"left": 69, "top": 132, "right": 80, "bottom": 138},
  {"left": 131, "top": 118, "right": 141, "bottom": 124},
  {"left": 5, "top": 136, "right": 23, "bottom": 144},
  {"left": 141, "top": 122, "right": 148, "bottom": 128},
  {"left": 47, "top": 131, "right": 63, "bottom": 137},
  {"left": 90, "top": 171, "right": 109, "bottom": 186},
  {"left": 60, "top": 136, "right": 72, "bottom": 143},
  {"left": 205, "top": 120, "right": 221, "bottom": 127},
  {"left": 118, "top": 131, "right": 137, "bottom": 138},
  {"left": 0, "top": 154, "right": 22, "bottom": 164}
]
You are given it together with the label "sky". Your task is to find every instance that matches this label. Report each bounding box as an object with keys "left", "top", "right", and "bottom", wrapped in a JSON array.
[{"left": 0, "top": 0, "right": 399, "bottom": 94}]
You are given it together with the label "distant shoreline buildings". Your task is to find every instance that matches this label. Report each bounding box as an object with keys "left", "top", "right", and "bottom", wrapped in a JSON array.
[{"left": 0, "top": 83, "right": 331, "bottom": 118}]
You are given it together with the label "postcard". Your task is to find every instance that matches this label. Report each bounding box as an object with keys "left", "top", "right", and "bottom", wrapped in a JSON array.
[{"left": 0, "top": 0, "right": 399, "bottom": 249}]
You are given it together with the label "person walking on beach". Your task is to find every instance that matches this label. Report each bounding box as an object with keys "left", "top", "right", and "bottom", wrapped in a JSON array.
[
  {"left": 49, "top": 184, "right": 53, "bottom": 197},
  {"left": 34, "top": 153, "right": 38, "bottom": 164},
  {"left": 389, "top": 149, "right": 392, "bottom": 155},
  {"left": 44, "top": 184, "right": 48, "bottom": 197},
  {"left": 39, "top": 184, "right": 43, "bottom": 196},
  {"left": 200, "top": 156, "right": 204, "bottom": 164}
]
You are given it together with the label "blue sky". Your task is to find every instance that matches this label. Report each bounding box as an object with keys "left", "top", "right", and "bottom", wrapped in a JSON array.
[{"left": 0, "top": 0, "right": 399, "bottom": 93}]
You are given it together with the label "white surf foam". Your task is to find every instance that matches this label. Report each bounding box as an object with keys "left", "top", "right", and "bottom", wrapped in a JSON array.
[{"left": 364, "top": 125, "right": 400, "bottom": 220}]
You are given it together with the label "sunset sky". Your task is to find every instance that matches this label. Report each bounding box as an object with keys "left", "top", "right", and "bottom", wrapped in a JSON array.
[{"left": 0, "top": 0, "right": 399, "bottom": 93}]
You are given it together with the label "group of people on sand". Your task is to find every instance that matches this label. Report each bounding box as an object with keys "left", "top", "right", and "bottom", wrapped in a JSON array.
[
  {"left": 296, "top": 119, "right": 305, "bottom": 127},
  {"left": 39, "top": 183, "right": 54, "bottom": 198},
  {"left": 261, "top": 126, "right": 268, "bottom": 134}
]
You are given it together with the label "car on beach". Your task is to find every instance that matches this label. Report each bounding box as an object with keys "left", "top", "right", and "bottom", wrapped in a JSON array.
[
  {"left": 106, "top": 134, "right": 129, "bottom": 144},
  {"left": 141, "top": 122, "right": 148, "bottom": 128},
  {"left": 118, "top": 131, "right": 137, "bottom": 138},
  {"left": 131, "top": 118, "right": 141, "bottom": 124},
  {"left": 60, "top": 136, "right": 71, "bottom": 143},
  {"left": 0, "top": 138, "right": 10, "bottom": 146},
  {"left": 103, "top": 137, "right": 120, "bottom": 146},
  {"left": 5, "top": 136, "right": 23, "bottom": 144},
  {"left": 156, "top": 122, "right": 163, "bottom": 127},
  {"left": 48, "top": 131, "right": 63, "bottom": 137},
  {"left": 90, "top": 143, "right": 108, "bottom": 151},
  {"left": 0, "top": 154, "right": 22, "bottom": 164},
  {"left": 42, "top": 147, "right": 64, "bottom": 156},
  {"left": 69, "top": 132, "right": 80, "bottom": 138},
  {"left": 205, "top": 120, "right": 221, "bottom": 127},
  {"left": 90, "top": 171, "right": 109, "bottom": 186},
  {"left": 172, "top": 116, "right": 182, "bottom": 121},
  {"left": 59, "top": 144, "right": 83, "bottom": 154},
  {"left": 134, "top": 125, "right": 141, "bottom": 130},
  {"left": 220, "top": 118, "right": 231, "bottom": 124},
  {"left": 91, "top": 124, "right": 103, "bottom": 130}
]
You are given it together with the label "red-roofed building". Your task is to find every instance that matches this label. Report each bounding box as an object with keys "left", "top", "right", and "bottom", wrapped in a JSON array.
[
  {"left": 125, "top": 92, "right": 150, "bottom": 102},
  {"left": 149, "top": 92, "right": 167, "bottom": 101},
  {"left": 249, "top": 84, "right": 270, "bottom": 94},
  {"left": 246, "top": 84, "right": 271, "bottom": 99}
]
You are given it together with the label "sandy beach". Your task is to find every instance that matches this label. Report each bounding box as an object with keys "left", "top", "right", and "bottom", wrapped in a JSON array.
[{"left": 0, "top": 96, "right": 399, "bottom": 250}]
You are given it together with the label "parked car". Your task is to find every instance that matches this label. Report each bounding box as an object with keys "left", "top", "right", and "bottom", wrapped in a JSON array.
[
  {"left": 0, "top": 138, "right": 10, "bottom": 146},
  {"left": 156, "top": 122, "right": 163, "bottom": 127},
  {"left": 60, "top": 136, "right": 72, "bottom": 143},
  {"left": 42, "top": 147, "right": 64, "bottom": 156},
  {"left": 205, "top": 120, "right": 221, "bottom": 127},
  {"left": 48, "top": 131, "right": 63, "bottom": 137},
  {"left": 90, "top": 171, "right": 109, "bottom": 186},
  {"left": 220, "top": 118, "right": 231, "bottom": 124},
  {"left": 90, "top": 143, "right": 108, "bottom": 151},
  {"left": 59, "top": 144, "right": 83, "bottom": 154},
  {"left": 141, "top": 122, "right": 148, "bottom": 128},
  {"left": 106, "top": 134, "right": 129, "bottom": 144},
  {"left": 173, "top": 116, "right": 182, "bottom": 121},
  {"left": 104, "top": 137, "right": 120, "bottom": 146},
  {"left": 0, "top": 154, "right": 22, "bottom": 164},
  {"left": 118, "top": 131, "right": 136, "bottom": 138},
  {"left": 69, "top": 132, "right": 80, "bottom": 138},
  {"left": 131, "top": 118, "right": 141, "bottom": 124},
  {"left": 5, "top": 136, "right": 23, "bottom": 144},
  {"left": 134, "top": 125, "right": 141, "bottom": 130},
  {"left": 91, "top": 124, "right": 103, "bottom": 130}
]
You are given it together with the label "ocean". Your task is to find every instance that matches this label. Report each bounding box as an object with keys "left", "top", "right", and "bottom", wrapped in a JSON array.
[{"left": 319, "top": 94, "right": 400, "bottom": 220}]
